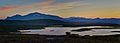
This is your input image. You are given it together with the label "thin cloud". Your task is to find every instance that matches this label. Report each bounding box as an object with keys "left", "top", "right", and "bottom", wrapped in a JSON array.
[
  {"left": 0, "top": 1, "right": 55, "bottom": 11},
  {"left": 0, "top": 5, "right": 18, "bottom": 11},
  {"left": 0, "top": 0, "right": 81, "bottom": 19}
]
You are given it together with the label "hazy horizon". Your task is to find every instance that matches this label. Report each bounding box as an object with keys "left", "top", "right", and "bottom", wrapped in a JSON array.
[
  {"left": 2, "top": 12, "right": 120, "bottom": 20},
  {"left": 0, "top": 0, "right": 120, "bottom": 19}
]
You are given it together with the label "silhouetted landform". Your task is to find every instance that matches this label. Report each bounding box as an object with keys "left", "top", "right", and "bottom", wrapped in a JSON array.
[
  {"left": 5, "top": 12, "right": 63, "bottom": 20},
  {"left": 4, "top": 12, "right": 120, "bottom": 26},
  {"left": 70, "top": 28, "right": 118, "bottom": 32},
  {"left": 5, "top": 12, "right": 120, "bottom": 24},
  {"left": 64, "top": 17, "right": 120, "bottom": 25},
  {"left": 71, "top": 28, "right": 91, "bottom": 32},
  {"left": 0, "top": 19, "right": 67, "bottom": 32},
  {"left": 111, "top": 31, "right": 120, "bottom": 32},
  {"left": 0, "top": 19, "right": 119, "bottom": 32},
  {"left": 0, "top": 12, "right": 119, "bottom": 32},
  {"left": 77, "top": 28, "right": 118, "bottom": 29},
  {"left": 0, "top": 33, "right": 120, "bottom": 43},
  {"left": 71, "top": 27, "right": 120, "bottom": 32}
]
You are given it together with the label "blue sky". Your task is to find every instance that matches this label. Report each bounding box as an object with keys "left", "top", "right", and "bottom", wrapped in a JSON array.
[{"left": 0, "top": 0, "right": 77, "bottom": 7}]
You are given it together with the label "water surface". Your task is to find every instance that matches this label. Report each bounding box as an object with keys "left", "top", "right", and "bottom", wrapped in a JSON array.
[{"left": 19, "top": 26, "right": 120, "bottom": 36}]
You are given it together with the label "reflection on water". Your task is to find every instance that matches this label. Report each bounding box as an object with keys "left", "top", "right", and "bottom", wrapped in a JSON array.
[{"left": 19, "top": 26, "right": 120, "bottom": 36}]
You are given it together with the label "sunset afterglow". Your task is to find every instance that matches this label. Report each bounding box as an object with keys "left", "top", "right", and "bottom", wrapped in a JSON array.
[{"left": 0, "top": 0, "right": 120, "bottom": 19}]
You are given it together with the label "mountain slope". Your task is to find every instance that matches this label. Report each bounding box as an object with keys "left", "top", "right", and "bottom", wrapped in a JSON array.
[
  {"left": 5, "top": 12, "right": 63, "bottom": 20},
  {"left": 4, "top": 12, "right": 120, "bottom": 25},
  {"left": 64, "top": 17, "right": 120, "bottom": 24},
  {"left": 0, "top": 19, "right": 69, "bottom": 32}
]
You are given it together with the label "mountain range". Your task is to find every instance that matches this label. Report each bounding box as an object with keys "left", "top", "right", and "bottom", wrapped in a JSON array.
[
  {"left": 0, "top": 12, "right": 119, "bottom": 32},
  {"left": 5, "top": 12, "right": 63, "bottom": 20},
  {"left": 5, "top": 12, "right": 120, "bottom": 24}
]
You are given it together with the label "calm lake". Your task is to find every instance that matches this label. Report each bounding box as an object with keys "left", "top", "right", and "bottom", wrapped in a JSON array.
[{"left": 19, "top": 26, "right": 120, "bottom": 36}]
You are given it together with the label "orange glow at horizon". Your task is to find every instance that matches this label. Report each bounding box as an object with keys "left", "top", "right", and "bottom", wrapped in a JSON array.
[{"left": 0, "top": 0, "right": 120, "bottom": 19}]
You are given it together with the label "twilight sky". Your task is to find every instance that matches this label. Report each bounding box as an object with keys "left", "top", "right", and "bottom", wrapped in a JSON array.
[{"left": 0, "top": 0, "right": 120, "bottom": 19}]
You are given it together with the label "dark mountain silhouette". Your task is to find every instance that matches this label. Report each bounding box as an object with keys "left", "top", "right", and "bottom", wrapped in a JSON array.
[
  {"left": 3, "top": 12, "right": 120, "bottom": 25},
  {"left": 0, "top": 12, "right": 120, "bottom": 32},
  {"left": 5, "top": 12, "right": 63, "bottom": 20},
  {"left": 64, "top": 17, "right": 120, "bottom": 24}
]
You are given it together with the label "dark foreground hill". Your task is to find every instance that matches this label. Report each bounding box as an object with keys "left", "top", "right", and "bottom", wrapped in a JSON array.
[
  {"left": 0, "top": 19, "right": 68, "bottom": 32},
  {"left": 0, "top": 19, "right": 119, "bottom": 32}
]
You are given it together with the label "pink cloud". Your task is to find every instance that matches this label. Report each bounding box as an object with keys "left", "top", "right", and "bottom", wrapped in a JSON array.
[
  {"left": 0, "top": 6, "right": 17, "bottom": 11},
  {"left": 0, "top": 0, "right": 55, "bottom": 11}
]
